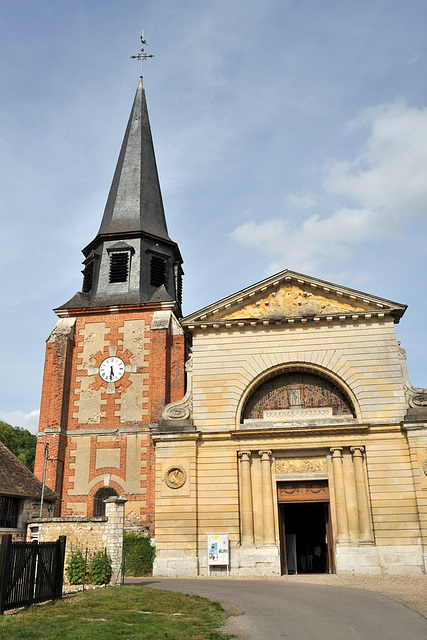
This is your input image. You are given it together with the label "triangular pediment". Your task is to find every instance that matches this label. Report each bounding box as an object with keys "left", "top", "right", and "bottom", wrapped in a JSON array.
[{"left": 182, "top": 270, "right": 406, "bottom": 328}]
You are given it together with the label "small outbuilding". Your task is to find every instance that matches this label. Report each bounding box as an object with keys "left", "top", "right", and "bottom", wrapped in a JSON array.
[{"left": 0, "top": 441, "right": 57, "bottom": 540}]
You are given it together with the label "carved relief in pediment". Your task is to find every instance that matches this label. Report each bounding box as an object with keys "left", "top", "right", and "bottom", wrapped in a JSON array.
[{"left": 221, "top": 284, "right": 368, "bottom": 321}]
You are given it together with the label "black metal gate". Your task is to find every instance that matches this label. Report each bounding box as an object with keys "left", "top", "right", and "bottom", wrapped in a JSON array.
[{"left": 0, "top": 534, "right": 66, "bottom": 613}]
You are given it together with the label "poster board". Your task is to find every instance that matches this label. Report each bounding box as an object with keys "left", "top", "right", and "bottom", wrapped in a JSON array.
[{"left": 207, "top": 533, "right": 229, "bottom": 574}]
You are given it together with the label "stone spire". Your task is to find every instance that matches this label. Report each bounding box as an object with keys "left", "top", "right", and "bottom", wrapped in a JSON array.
[{"left": 57, "top": 78, "right": 183, "bottom": 313}]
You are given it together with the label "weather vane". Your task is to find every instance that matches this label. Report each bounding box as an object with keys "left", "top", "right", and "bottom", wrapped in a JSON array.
[{"left": 131, "top": 34, "right": 154, "bottom": 79}]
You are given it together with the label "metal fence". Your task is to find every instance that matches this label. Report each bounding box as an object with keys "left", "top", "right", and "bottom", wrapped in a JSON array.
[{"left": 0, "top": 534, "right": 66, "bottom": 614}]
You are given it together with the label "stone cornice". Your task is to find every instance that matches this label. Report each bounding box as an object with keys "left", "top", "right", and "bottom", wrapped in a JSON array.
[
  {"left": 185, "top": 309, "right": 396, "bottom": 331},
  {"left": 151, "top": 431, "right": 201, "bottom": 443},
  {"left": 39, "top": 426, "right": 150, "bottom": 437},
  {"left": 401, "top": 422, "right": 427, "bottom": 432},
  {"left": 231, "top": 424, "right": 371, "bottom": 438},
  {"left": 55, "top": 300, "right": 177, "bottom": 318}
]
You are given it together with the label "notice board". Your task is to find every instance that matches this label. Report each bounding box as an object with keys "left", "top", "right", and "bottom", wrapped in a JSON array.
[{"left": 207, "top": 533, "right": 229, "bottom": 572}]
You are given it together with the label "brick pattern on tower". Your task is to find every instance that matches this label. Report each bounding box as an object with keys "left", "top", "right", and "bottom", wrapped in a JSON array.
[{"left": 35, "top": 305, "right": 185, "bottom": 534}]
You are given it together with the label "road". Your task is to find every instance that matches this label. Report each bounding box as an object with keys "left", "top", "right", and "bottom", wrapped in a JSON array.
[{"left": 127, "top": 577, "right": 427, "bottom": 640}]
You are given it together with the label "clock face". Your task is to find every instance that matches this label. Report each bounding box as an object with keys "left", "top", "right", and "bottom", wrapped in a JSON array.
[{"left": 99, "top": 356, "right": 125, "bottom": 382}]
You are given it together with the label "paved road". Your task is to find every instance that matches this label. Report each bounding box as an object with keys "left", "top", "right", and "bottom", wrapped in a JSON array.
[{"left": 127, "top": 577, "right": 427, "bottom": 640}]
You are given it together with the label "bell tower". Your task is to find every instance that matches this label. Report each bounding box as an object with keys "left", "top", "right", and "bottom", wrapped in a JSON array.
[{"left": 34, "top": 55, "right": 185, "bottom": 533}]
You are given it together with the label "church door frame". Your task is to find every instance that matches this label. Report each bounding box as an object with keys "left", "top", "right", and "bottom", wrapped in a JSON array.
[{"left": 277, "top": 480, "right": 334, "bottom": 574}]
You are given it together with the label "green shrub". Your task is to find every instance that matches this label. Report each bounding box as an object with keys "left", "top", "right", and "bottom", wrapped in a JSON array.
[
  {"left": 89, "top": 549, "right": 113, "bottom": 585},
  {"left": 123, "top": 531, "right": 156, "bottom": 576},
  {"left": 65, "top": 547, "right": 88, "bottom": 585}
]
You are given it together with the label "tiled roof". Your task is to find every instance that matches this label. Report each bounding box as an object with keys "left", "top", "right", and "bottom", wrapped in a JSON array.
[{"left": 0, "top": 442, "right": 57, "bottom": 501}]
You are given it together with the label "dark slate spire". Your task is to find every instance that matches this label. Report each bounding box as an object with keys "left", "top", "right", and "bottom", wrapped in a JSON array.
[
  {"left": 97, "top": 77, "right": 171, "bottom": 241},
  {"left": 56, "top": 77, "right": 183, "bottom": 314}
]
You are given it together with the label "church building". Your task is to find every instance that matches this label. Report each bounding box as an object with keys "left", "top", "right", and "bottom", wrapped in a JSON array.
[{"left": 35, "top": 72, "right": 427, "bottom": 576}]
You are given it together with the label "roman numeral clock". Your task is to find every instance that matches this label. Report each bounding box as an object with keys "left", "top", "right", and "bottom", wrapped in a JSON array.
[
  {"left": 88, "top": 349, "right": 136, "bottom": 394},
  {"left": 99, "top": 356, "right": 125, "bottom": 383}
]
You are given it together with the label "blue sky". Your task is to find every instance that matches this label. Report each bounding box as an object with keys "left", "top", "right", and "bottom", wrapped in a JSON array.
[{"left": 1, "top": 0, "right": 427, "bottom": 432}]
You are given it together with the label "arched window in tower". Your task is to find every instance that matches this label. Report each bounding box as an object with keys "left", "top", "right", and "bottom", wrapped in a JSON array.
[
  {"left": 93, "top": 487, "right": 118, "bottom": 517},
  {"left": 242, "top": 369, "right": 355, "bottom": 422}
]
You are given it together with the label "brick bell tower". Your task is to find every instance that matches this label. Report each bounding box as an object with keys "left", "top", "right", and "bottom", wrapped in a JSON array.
[{"left": 34, "top": 69, "right": 185, "bottom": 533}]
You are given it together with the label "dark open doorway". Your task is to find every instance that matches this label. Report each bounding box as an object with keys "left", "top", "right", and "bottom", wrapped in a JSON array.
[{"left": 279, "top": 502, "right": 332, "bottom": 574}]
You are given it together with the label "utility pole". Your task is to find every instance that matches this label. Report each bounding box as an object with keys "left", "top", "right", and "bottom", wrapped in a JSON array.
[{"left": 39, "top": 442, "right": 49, "bottom": 518}]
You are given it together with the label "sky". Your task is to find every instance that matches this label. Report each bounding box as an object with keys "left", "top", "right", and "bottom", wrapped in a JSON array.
[{"left": 1, "top": 0, "right": 427, "bottom": 433}]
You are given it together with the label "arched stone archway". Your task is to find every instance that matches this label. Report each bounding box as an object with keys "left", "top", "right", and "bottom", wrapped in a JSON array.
[{"left": 241, "top": 368, "right": 355, "bottom": 423}]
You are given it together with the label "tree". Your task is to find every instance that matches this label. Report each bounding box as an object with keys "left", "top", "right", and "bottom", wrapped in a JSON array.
[{"left": 0, "top": 420, "right": 37, "bottom": 471}]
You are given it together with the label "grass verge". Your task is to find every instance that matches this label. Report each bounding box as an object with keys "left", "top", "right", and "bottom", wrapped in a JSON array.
[{"left": 0, "top": 585, "right": 233, "bottom": 640}]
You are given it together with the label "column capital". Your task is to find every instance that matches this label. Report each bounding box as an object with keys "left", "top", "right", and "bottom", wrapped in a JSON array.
[
  {"left": 238, "top": 451, "right": 252, "bottom": 460},
  {"left": 259, "top": 450, "right": 272, "bottom": 459},
  {"left": 350, "top": 446, "right": 365, "bottom": 457},
  {"left": 330, "top": 447, "right": 343, "bottom": 458}
]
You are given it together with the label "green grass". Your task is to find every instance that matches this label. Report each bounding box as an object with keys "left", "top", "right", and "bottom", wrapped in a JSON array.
[{"left": 0, "top": 586, "right": 233, "bottom": 640}]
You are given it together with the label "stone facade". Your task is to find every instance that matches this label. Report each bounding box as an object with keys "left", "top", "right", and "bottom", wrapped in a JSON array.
[{"left": 153, "top": 270, "right": 427, "bottom": 577}]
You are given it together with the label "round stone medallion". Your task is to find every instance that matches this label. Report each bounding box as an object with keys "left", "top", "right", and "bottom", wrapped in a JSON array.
[
  {"left": 423, "top": 459, "right": 427, "bottom": 477},
  {"left": 164, "top": 465, "right": 187, "bottom": 489}
]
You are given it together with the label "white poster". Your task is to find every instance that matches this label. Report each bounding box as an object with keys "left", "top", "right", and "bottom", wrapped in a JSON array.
[{"left": 207, "top": 533, "right": 229, "bottom": 566}]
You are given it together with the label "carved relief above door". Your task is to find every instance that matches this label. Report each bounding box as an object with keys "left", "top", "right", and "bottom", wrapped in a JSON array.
[
  {"left": 277, "top": 480, "right": 329, "bottom": 503},
  {"left": 275, "top": 457, "right": 327, "bottom": 474}
]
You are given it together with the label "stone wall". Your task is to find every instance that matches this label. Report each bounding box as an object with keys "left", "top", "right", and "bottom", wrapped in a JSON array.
[
  {"left": 27, "top": 496, "right": 126, "bottom": 584},
  {"left": 190, "top": 318, "right": 407, "bottom": 430}
]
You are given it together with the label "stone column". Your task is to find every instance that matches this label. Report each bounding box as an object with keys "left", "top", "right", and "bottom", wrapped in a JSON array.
[
  {"left": 351, "top": 447, "right": 373, "bottom": 544},
  {"left": 330, "top": 448, "right": 350, "bottom": 544},
  {"left": 259, "top": 451, "right": 275, "bottom": 545},
  {"left": 238, "top": 452, "right": 254, "bottom": 546},
  {"left": 104, "top": 496, "right": 127, "bottom": 584}
]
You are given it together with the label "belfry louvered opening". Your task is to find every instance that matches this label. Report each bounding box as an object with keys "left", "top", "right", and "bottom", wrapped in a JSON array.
[
  {"left": 177, "top": 272, "right": 183, "bottom": 306},
  {"left": 82, "top": 259, "right": 94, "bottom": 293},
  {"left": 109, "top": 252, "right": 129, "bottom": 283},
  {"left": 150, "top": 255, "right": 167, "bottom": 287}
]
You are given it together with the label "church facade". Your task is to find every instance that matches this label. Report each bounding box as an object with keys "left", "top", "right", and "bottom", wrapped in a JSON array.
[{"left": 35, "top": 75, "right": 427, "bottom": 576}]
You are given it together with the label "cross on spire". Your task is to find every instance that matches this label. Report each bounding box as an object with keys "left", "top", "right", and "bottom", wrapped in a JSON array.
[{"left": 131, "top": 35, "right": 154, "bottom": 80}]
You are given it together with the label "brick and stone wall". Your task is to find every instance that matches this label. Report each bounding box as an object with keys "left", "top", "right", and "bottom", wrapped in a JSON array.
[
  {"left": 27, "top": 496, "right": 127, "bottom": 584},
  {"left": 35, "top": 307, "right": 185, "bottom": 534}
]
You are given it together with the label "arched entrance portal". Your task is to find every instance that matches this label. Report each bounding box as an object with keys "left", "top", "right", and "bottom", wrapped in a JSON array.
[{"left": 278, "top": 481, "right": 334, "bottom": 574}]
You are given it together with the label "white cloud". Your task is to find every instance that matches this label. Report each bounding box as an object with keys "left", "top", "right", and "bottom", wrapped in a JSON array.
[
  {"left": 231, "top": 207, "right": 381, "bottom": 275},
  {"left": 0, "top": 410, "right": 40, "bottom": 434},
  {"left": 287, "top": 193, "right": 317, "bottom": 209},
  {"left": 232, "top": 101, "right": 427, "bottom": 275},
  {"left": 326, "top": 101, "right": 427, "bottom": 216}
]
